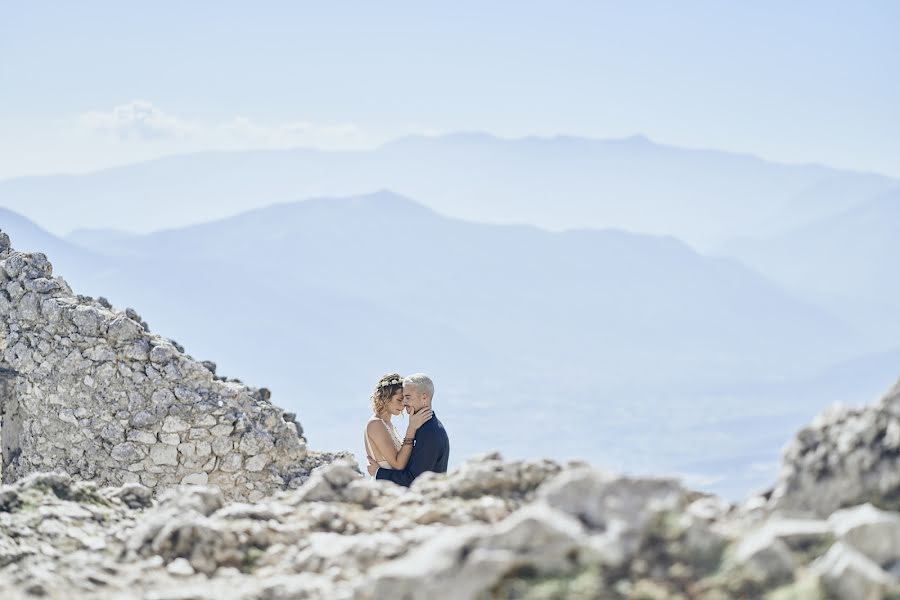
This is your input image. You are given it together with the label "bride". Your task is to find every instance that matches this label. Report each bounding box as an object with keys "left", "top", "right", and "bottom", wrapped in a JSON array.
[{"left": 364, "top": 373, "right": 432, "bottom": 473}]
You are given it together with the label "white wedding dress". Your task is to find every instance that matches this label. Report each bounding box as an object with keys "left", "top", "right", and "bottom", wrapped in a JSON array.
[{"left": 364, "top": 416, "right": 402, "bottom": 475}]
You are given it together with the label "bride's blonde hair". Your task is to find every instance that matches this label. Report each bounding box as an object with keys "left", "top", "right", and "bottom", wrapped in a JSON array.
[{"left": 371, "top": 373, "right": 403, "bottom": 415}]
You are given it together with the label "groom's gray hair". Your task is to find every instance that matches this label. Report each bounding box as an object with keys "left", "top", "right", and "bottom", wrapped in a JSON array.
[{"left": 404, "top": 373, "right": 434, "bottom": 399}]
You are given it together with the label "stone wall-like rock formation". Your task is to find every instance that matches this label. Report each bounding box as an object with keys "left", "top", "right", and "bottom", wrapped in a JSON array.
[{"left": 0, "top": 230, "right": 335, "bottom": 500}]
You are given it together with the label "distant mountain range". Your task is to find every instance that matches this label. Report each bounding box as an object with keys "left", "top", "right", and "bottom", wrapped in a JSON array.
[
  {"left": 42, "top": 190, "right": 864, "bottom": 379},
  {"left": 4, "top": 191, "right": 897, "bottom": 499},
  {"left": 2, "top": 132, "right": 897, "bottom": 248}
]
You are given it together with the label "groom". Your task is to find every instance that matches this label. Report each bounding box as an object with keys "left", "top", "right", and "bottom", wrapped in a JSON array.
[{"left": 368, "top": 373, "right": 450, "bottom": 486}]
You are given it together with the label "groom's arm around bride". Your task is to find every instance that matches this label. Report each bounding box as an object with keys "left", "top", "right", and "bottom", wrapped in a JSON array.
[{"left": 373, "top": 409, "right": 449, "bottom": 486}]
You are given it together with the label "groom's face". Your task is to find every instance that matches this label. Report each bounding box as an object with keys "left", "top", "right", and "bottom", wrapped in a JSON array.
[{"left": 403, "top": 384, "right": 426, "bottom": 413}]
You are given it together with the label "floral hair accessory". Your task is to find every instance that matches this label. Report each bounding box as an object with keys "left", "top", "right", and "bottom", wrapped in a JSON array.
[{"left": 379, "top": 378, "right": 402, "bottom": 388}]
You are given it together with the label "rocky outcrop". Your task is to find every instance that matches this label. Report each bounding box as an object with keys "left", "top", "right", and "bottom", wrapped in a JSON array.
[
  {"left": 770, "top": 380, "right": 900, "bottom": 516},
  {"left": 0, "top": 231, "right": 338, "bottom": 500},
  {"left": 1, "top": 450, "right": 898, "bottom": 600}
]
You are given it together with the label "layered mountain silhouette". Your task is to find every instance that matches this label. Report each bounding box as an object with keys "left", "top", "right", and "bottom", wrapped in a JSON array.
[
  {"left": 2, "top": 133, "right": 897, "bottom": 249},
  {"left": 52, "top": 190, "right": 859, "bottom": 378}
]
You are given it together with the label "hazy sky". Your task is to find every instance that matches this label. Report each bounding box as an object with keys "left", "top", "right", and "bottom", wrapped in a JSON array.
[{"left": 1, "top": 1, "right": 898, "bottom": 179}]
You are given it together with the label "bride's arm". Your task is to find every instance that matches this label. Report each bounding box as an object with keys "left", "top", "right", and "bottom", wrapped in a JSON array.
[{"left": 367, "top": 421, "right": 415, "bottom": 469}]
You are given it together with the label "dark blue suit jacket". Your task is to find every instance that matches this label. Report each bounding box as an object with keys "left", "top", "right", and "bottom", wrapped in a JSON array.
[{"left": 376, "top": 412, "right": 449, "bottom": 487}]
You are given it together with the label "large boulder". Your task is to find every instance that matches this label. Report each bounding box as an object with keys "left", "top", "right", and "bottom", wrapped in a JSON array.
[{"left": 769, "top": 381, "right": 900, "bottom": 517}]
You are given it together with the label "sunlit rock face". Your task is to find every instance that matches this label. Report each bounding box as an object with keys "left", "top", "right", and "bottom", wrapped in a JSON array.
[
  {"left": 769, "top": 380, "right": 900, "bottom": 517},
  {"left": 0, "top": 230, "right": 338, "bottom": 500}
]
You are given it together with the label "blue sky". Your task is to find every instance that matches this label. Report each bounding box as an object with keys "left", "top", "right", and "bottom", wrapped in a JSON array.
[{"left": 1, "top": 1, "right": 898, "bottom": 178}]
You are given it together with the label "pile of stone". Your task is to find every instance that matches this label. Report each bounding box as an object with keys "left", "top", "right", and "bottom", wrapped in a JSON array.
[
  {"left": 1, "top": 444, "right": 898, "bottom": 599},
  {"left": 0, "top": 231, "right": 341, "bottom": 500}
]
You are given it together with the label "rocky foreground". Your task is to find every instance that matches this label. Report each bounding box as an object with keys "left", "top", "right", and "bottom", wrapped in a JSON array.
[{"left": 2, "top": 383, "right": 900, "bottom": 599}]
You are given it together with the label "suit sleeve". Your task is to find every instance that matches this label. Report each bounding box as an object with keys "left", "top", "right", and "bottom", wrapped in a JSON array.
[{"left": 375, "top": 428, "right": 440, "bottom": 486}]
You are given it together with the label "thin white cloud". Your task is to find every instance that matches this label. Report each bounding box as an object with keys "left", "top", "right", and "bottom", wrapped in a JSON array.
[
  {"left": 78, "top": 102, "right": 365, "bottom": 150},
  {"left": 79, "top": 100, "right": 196, "bottom": 140}
]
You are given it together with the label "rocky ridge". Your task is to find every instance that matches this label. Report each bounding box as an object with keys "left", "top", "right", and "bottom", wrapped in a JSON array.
[
  {"left": 0, "top": 230, "right": 341, "bottom": 499},
  {"left": 1, "top": 230, "right": 900, "bottom": 599}
]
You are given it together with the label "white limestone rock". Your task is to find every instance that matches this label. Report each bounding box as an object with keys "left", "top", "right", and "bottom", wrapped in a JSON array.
[
  {"left": 828, "top": 503, "right": 900, "bottom": 567},
  {"left": 731, "top": 529, "right": 797, "bottom": 586},
  {"left": 812, "top": 542, "right": 900, "bottom": 600},
  {"left": 771, "top": 381, "right": 900, "bottom": 517}
]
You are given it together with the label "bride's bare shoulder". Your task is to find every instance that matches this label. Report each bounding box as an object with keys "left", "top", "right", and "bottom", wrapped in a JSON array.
[{"left": 366, "top": 418, "right": 387, "bottom": 434}]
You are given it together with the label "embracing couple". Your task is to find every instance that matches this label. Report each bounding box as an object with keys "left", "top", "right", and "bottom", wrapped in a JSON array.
[{"left": 364, "top": 373, "right": 450, "bottom": 486}]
